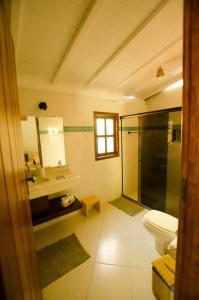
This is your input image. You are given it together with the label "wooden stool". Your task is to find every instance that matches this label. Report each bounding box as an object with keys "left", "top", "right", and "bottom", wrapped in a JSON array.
[{"left": 82, "top": 195, "right": 101, "bottom": 217}]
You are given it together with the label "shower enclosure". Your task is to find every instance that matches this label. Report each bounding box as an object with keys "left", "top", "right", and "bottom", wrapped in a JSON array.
[{"left": 121, "top": 108, "right": 181, "bottom": 217}]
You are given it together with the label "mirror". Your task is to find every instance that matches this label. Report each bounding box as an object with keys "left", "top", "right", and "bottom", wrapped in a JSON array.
[
  {"left": 38, "top": 117, "right": 66, "bottom": 167},
  {"left": 21, "top": 116, "right": 66, "bottom": 168},
  {"left": 21, "top": 116, "right": 40, "bottom": 166}
]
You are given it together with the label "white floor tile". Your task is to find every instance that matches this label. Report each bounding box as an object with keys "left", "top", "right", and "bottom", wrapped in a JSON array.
[
  {"left": 100, "top": 216, "right": 129, "bottom": 238},
  {"left": 42, "top": 260, "right": 93, "bottom": 300},
  {"left": 100, "top": 203, "right": 131, "bottom": 238},
  {"left": 127, "top": 212, "right": 154, "bottom": 241},
  {"left": 130, "top": 267, "right": 156, "bottom": 300},
  {"left": 129, "top": 238, "right": 160, "bottom": 268},
  {"left": 95, "top": 236, "right": 130, "bottom": 266},
  {"left": 87, "top": 263, "right": 131, "bottom": 300},
  {"left": 76, "top": 233, "right": 99, "bottom": 260},
  {"left": 75, "top": 215, "right": 103, "bottom": 235},
  {"left": 35, "top": 201, "right": 159, "bottom": 300}
]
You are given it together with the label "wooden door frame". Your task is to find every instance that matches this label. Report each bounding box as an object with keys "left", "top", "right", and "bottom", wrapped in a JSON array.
[
  {"left": 175, "top": 1, "right": 199, "bottom": 299},
  {"left": 0, "top": 1, "right": 42, "bottom": 299}
]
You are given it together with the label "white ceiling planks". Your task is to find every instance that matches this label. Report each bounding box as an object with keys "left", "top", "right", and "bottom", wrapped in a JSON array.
[
  {"left": 11, "top": 0, "right": 183, "bottom": 102},
  {"left": 115, "top": 39, "right": 182, "bottom": 96},
  {"left": 112, "top": 38, "right": 182, "bottom": 93},
  {"left": 51, "top": 0, "right": 100, "bottom": 83},
  {"left": 86, "top": 0, "right": 182, "bottom": 90},
  {"left": 59, "top": 0, "right": 162, "bottom": 84},
  {"left": 16, "top": 0, "right": 92, "bottom": 78}
]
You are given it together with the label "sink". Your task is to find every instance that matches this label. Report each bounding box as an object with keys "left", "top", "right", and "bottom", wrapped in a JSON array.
[
  {"left": 28, "top": 166, "right": 80, "bottom": 200},
  {"left": 34, "top": 177, "right": 50, "bottom": 184}
]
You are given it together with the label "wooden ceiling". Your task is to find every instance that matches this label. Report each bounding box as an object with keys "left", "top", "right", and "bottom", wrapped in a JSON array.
[{"left": 11, "top": 0, "right": 183, "bottom": 102}]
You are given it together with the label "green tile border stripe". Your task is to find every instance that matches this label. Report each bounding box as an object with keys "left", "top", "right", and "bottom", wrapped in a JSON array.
[
  {"left": 120, "top": 126, "right": 138, "bottom": 131},
  {"left": 64, "top": 126, "right": 139, "bottom": 132},
  {"left": 39, "top": 124, "right": 181, "bottom": 133},
  {"left": 64, "top": 126, "right": 94, "bottom": 132},
  {"left": 39, "top": 130, "right": 64, "bottom": 134}
]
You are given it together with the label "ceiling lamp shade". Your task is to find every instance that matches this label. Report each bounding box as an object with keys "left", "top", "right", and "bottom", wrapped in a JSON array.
[{"left": 156, "top": 66, "right": 165, "bottom": 77}]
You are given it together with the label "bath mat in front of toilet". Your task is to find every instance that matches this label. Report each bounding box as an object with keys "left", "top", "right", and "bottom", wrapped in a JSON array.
[{"left": 37, "top": 233, "right": 90, "bottom": 288}]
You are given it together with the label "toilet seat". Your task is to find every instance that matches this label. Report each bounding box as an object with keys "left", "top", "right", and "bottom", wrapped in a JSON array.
[
  {"left": 143, "top": 210, "right": 178, "bottom": 235},
  {"left": 143, "top": 210, "right": 178, "bottom": 254}
]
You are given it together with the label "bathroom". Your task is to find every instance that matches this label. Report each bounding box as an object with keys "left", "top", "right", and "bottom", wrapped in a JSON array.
[
  {"left": 1, "top": 0, "right": 187, "bottom": 299},
  {"left": 18, "top": 82, "right": 182, "bottom": 300}
]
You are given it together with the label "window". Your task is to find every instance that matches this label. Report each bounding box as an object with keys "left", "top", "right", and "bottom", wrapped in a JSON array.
[{"left": 94, "top": 112, "right": 119, "bottom": 160}]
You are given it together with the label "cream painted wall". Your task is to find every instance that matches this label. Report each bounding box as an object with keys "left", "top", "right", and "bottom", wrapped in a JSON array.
[
  {"left": 19, "top": 88, "right": 124, "bottom": 203},
  {"left": 122, "top": 98, "right": 148, "bottom": 116},
  {"left": 146, "top": 87, "right": 182, "bottom": 111},
  {"left": 19, "top": 86, "right": 182, "bottom": 204},
  {"left": 122, "top": 87, "right": 182, "bottom": 115}
]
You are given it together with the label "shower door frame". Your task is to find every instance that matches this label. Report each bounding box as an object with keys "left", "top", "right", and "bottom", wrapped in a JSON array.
[{"left": 121, "top": 106, "right": 182, "bottom": 209}]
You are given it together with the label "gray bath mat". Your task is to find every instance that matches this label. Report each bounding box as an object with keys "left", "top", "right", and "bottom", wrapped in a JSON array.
[
  {"left": 110, "top": 196, "right": 144, "bottom": 217},
  {"left": 37, "top": 233, "right": 90, "bottom": 288}
]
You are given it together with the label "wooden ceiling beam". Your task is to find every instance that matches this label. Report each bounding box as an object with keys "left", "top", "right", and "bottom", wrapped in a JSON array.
[
  {"left": 51, "top": 0, "right": 102, "bottom": 83},
  {"left": 85, "top": 0, "right": 170, "bottom": 88}
]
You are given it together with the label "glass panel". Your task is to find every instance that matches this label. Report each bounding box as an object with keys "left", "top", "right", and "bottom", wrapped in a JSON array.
[
  {"left": 97, "top": 137, "right": 105, "bottom": 154},
  {"left": 122, "top": 117, "right": 139, "bottom": 201},
  {"left": 165, "top": 111, "right": 182, "bottom": 217},
  {"left": 96, "top": 118, "right": 105, "bottom": 135},
  {"left": 106, "top": 118, "right": 114, "bottom": 135},
  {"left": 121, "top": 109, "right": 182, "bottom": 218},
  {"left": 139, "top": 112, "right": 169, "bottom": 211},
  {"left": 107, "top": 137, "right": 114, "bottom": 152}
]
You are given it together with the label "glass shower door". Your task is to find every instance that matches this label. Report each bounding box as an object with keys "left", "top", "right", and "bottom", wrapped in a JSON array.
[
  {"left": 138, "top": 112, "right": 169, "bottom": 211},
  {"left": 122, "top": 117, "right": 139, "bottom": 201},
  {"left": 121, "top": 109, "right": 181, "bottom": 218}
]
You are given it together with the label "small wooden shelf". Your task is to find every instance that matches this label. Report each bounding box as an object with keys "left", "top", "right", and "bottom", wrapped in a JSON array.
[{"left": 30, "top": 197, "right": 82, "bottom": 226}]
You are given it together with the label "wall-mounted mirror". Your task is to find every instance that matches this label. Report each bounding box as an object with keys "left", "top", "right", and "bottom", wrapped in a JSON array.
[
  {"left": 38, "top": 117, "right": 66, "bottom": 167},
  {"left": 21, "top": 116, "right": 40, "bottom": 166},
  {"left": 21, "top": 116, "right": 66, "bottom": 168}
]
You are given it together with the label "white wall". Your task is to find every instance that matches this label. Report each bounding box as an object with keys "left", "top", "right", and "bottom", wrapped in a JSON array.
[
  {"left": 19, "top": 88, "right": 124, "bottom": 203},
  {"left": 122, "top": 98, "right": 148, "bottom": 116},
  {"left": 19, "top": 86, "right": 182, "bottom": 203},
  {"left": 146, "top": 87, "right": 182, "bottom": 111},
  {"left": 122, "top": 87, "right": 182, "bottom": 115}
]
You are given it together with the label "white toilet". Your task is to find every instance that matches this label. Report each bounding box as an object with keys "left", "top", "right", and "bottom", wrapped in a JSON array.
[{"left": 142, "top": 210, "right": 178, "bottom": 255}]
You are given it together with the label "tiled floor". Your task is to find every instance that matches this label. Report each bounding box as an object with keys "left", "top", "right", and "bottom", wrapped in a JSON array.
[{"left": 34, "top": 202, "right": 160, "bottom": 300}]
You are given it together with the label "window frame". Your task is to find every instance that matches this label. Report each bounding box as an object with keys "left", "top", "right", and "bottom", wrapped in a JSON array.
[{"left": 93, "top": 111, "right": 119, "bottom": 160}]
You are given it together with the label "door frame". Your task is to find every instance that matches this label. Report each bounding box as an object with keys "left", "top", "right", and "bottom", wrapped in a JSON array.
[
  {"left": 0, "top": 1, "right": 42, "bottom": 299},
  {"left": 175, "top": 1, "right": 199, "bottom": 299}
]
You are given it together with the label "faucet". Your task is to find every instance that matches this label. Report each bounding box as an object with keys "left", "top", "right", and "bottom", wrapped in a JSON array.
[{"left": 26, "top": 176, "right": 36, "bottom": 183}]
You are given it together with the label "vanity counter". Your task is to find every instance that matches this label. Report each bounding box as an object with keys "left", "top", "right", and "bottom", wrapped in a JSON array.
[{"left": 28, "top": 166, "right": 80, "bottom": 200}]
